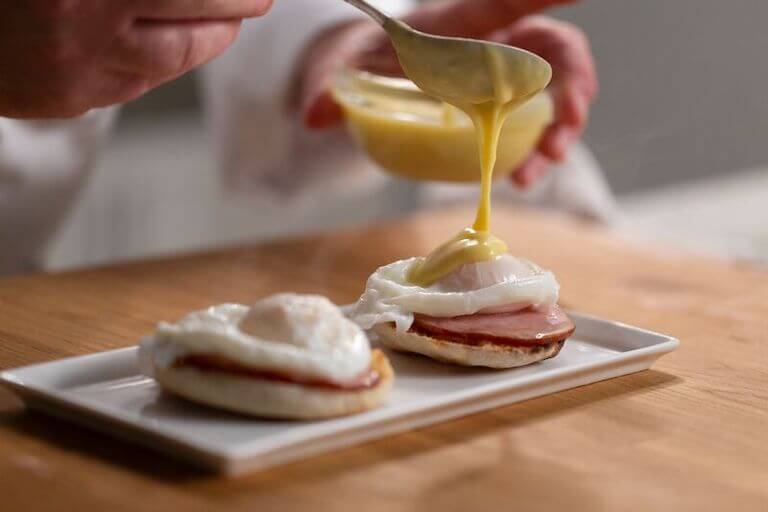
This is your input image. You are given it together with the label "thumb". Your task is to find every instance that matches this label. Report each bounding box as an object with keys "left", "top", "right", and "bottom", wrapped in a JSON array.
[
  {"left": 303, "top": 89, "right": 343, "bottom": 129},
  {"left": 299, "top": 20, "right": 376, "bottom": 130}
]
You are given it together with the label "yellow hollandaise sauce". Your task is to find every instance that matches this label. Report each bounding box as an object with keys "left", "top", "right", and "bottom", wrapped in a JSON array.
[
  {"left": 380, "top": 20, "right": 552, "bottom": 286},
  {"left": 334, "top": 72, "right": 552, "bottom": 183},
  {"left": 406, "top": 100, "right": 510, "bottom": 287}
]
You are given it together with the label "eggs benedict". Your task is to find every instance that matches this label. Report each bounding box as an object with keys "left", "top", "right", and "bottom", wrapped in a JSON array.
[
  {"left": 342, "top": 16, "right": 573, "bottom": 367},
  {"left": 140, "top": 293, "right": 393, "bottom": 419},
  {"left": 348, "top": 254, "right": 574, "bottom": 368}
]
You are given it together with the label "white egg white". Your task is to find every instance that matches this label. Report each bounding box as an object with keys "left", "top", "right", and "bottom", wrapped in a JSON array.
[
  {"left": 348, "top": 254, "right": 559, "bottom": 333},
  {"left": 140, "top": 294, "right": 372, "bottom": 384}
]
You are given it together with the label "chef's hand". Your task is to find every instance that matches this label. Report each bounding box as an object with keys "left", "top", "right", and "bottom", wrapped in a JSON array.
[
  {"left": 496, "top": 15, "right": 597, "bottom": 187},
  {"left": 0, "top": 0, "right": 273, "bottom": 118},
  {"left": 299, "top": 0, "right": 597, "bottom": 188}
]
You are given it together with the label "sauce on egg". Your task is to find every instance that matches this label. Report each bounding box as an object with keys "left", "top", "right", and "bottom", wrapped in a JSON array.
[{"left": 382, "top": 20, "right": 552, "bottom": 286}]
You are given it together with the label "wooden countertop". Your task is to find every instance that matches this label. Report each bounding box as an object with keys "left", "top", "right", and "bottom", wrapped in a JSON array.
[{"left": 1, "top": 207, "right": 766, "bottom": 511}]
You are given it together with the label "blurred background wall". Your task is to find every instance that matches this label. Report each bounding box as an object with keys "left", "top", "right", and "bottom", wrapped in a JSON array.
[
  {"left": 45, "top": 0, "right": 768, "bottom": 269},
  {"left": 558, "top": 0, "right": 768, "bottom": 193},
  {"left": 121, "top": 0, "right": 768, "bottom": 193}
]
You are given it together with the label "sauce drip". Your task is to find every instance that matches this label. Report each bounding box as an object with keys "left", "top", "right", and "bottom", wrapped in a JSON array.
[{"left": 383, "top": 20, "right": 551, "bottom": 286}]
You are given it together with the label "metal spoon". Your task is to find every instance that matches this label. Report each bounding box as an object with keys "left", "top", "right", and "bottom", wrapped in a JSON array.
[{"left": 341, "top": 0, "right": 552, "bottom": 108}]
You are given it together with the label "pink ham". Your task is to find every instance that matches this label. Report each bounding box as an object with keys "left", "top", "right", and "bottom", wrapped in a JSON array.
[
  {"left": 174, "top": 355, "right": 380, "bottom": 391},
  {"left": 411, "top": 305, "right": 575, "bottom": 346},
  {"left": 477, "top": 302, "right": 531, "bottom": 314}
]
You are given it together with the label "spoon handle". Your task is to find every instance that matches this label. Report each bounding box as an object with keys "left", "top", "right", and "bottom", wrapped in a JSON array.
[{"left": 341, "top": 0, "right": 389, "bottom": 25}]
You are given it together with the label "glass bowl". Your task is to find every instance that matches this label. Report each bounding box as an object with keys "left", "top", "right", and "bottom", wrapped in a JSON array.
[{"left": 332, "top": 69, "right": 553, "bottom": 183}]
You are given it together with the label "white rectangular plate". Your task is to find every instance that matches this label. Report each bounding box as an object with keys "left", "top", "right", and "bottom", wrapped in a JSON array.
[{"left": 0, "top": 313, "right": 677, "bottom": 475}]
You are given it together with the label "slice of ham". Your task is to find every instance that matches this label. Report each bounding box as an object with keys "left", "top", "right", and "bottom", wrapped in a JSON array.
[
  {"left": 410, "top": 305, "right": 575, "bottom": 347},
  {"left": 174, "top": 355, "right": 380, "bottom": 391},
  {"left": 477, "top": 302, "right": 531, "bottom": 315}
]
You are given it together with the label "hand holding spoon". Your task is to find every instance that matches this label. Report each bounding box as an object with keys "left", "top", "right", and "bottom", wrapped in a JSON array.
[{"left": 341, "top": 0, "right": 552, "bottom": 109}]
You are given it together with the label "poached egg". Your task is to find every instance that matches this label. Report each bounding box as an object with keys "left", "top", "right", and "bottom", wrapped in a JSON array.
[
  {"left": 140, "top": 293, "right": 371, "bottom": 384},
  {"left": 348, "top": 254, "right": 559, "bottom": 333}
]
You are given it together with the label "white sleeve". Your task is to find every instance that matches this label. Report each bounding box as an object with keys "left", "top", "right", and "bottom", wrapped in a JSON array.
[
  {"left": 0, "top": 108, "right": 116, "bottom": 274},
  {"left": 199, "top": 0, "right": 414, "bottom": 201}
]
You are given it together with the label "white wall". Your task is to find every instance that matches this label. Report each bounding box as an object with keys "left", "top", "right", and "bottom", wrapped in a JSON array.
[
  {"left": 555, "top": 0, "right": 768, "bottom": 193},
  {"left": 45, "top": 115, "right": 419, "bottom": 270}
]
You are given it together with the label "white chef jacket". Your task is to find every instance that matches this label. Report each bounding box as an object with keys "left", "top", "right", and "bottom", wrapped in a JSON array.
[{"left": 0, "top": 0, "right": 615, "bottom": 276}]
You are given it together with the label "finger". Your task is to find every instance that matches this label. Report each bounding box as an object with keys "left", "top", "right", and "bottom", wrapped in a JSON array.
[
  {"left": 299, "top": 38, "right": 348, "bottom": 129},
  {"left": 559, "top": 82, "right": 590, "bottom": 126},
  {"left": 132, "top": 0, "right": 272, "bottom": 20},
  {"left": 538, "top": 85, "right": 587, "bottom": 160},
  {"left": 494, "top": 16, "right": 598, "bottom": 100},
  {"left": 299, "top": 21, "right": 377, "bottom": 129},
  {"left": 492, "top": 16, "right": 596, "bottom": 161},
  {"left": 538, "top": 124, "right": 577, "bottom": 161},
  {"left": 544, "top": 77, "right": 593, "bottom": 157},
  {"left": 404, "top": 0, "right": 578, "bottom": 39},
  {"left": 110, "top": 19, "right": 241, "bottom": 79},
  {"left": 355, "top": 45, "right": 402, "bottom": 76},
  {"left": 89, "top": 72, "right": 153, "bottom": 110},
  {"left": 512, "top": 152, "right": 550, "bottom": 188},
  {"left": 303, "top": 90, "right": 343, "bottom": 129}
]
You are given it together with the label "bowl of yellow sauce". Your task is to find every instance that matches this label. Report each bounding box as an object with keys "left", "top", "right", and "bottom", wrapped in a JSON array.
[{"left": 333, "top": 69, "right": 553, "bottom": 182}]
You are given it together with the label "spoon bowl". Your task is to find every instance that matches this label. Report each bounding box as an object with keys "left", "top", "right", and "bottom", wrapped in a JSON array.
[
  {"left": 384, "top": 19, "right": 551, "bottom": 108},
  {"left": 342, "top": 0, "right": 552, "bottom": 108}
]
